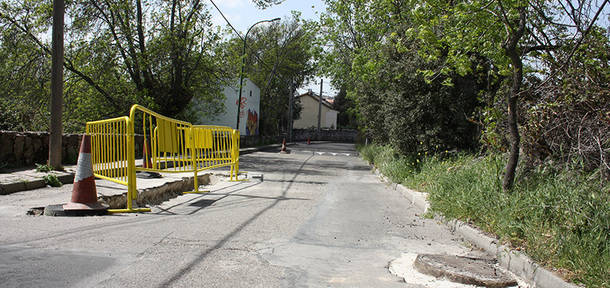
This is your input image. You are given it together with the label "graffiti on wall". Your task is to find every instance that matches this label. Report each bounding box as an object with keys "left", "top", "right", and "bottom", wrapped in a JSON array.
[
  {"left": 236, "top": 97, "right": 248, "bottom": 118},
  {"left": 246, "top": 110, "right": 258, "bottom": 136}
]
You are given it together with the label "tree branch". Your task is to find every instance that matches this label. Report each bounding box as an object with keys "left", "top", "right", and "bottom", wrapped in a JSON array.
[
  {"left": 89, "top": 0, "right": 139, "bottom": 88},
  {"left": 523, "top": 44, "right": 561, "bottom": 53},
  {"left": 0, "top": 11, "right": 119, "bottom": 110}
]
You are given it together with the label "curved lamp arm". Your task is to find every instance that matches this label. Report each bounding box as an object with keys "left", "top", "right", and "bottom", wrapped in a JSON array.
[{"left": 236, "top": 17, "right": 281, "bottom": 131}]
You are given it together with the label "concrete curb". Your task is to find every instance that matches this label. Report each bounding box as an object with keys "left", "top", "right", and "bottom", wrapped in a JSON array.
[
  {"left": 0, "top": 144, "right": 277, "bottom": 196},
  {"left": 0, "top": 173, "right": 74, "bottom": 195},
  {"left": 240, "top": 143, "right": 283, "bottom": 155},
  {"left": 371, "top": 166, "right": 580, "bottom": 288},
  {"left": 374, "top": 168, "right": 430, "bottom": 214}
]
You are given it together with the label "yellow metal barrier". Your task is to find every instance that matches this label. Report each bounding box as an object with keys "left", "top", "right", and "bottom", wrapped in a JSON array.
[
  {"left": 86, "top": 116, "right": 130, "bottom": 186},
  {"left": 85, "top": 104, "right": 242, "bottom": 213}
]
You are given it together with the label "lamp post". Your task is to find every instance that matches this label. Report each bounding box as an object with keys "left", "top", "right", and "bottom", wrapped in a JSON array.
[{"left": 236, "top": 17, "right": 281, "bottom": 131}]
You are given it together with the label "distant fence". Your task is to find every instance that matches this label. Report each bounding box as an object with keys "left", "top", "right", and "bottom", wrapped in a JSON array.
[
  {"left": 292, "top": 129, "right": 359, "bottom": 143},
  {"left": 237, "top": 129, "right": 358, "bottom": 146}
]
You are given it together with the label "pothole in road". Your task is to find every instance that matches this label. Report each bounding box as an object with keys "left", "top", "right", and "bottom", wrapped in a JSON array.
[
  {"left": 414, "top": 254, "right": 517, "bottom": 287},
  {"left": 390, "top": 253, "right": 523, "bottom": 288}
]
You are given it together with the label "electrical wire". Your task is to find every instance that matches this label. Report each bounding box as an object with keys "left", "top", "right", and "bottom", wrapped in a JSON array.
[{"left": 208, "top": 0, "right": 244, "bottom": 41}]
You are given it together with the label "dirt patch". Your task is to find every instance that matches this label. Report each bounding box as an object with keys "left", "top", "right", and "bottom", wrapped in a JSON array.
[
  {"left": 98, "top": 173, "right": 215, "bottom": 209},
  {"left": 27, "top": 207, "right": 45, "bottom": 216}
]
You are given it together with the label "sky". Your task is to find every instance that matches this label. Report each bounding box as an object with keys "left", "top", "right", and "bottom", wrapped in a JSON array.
[{"left": 207, "top": 0, "right": 338, "bottom": 97}]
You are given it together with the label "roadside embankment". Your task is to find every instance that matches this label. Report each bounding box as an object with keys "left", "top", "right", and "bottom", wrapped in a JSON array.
[{"left": 359, "top": 144, "right": 608, "bottom": 287}]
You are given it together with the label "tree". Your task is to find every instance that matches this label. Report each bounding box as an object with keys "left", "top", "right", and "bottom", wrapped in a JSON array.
[
  {"left": 74, "top": 0, "right": 224, "bottom": 116},
  {"left": 251, "top": 0, "right": 285, "bottom": 9},
  {"left": 319, "top": 0, "right": 490, "bottom": 153},
  {"left": 221, "top": 14, "right": 315, "bottom": 135},
  {"left": 0, "top": 1, "right": 54, "bottom": 131},
  {"left": 0, "top": 0, "right": 225, "bottom": 133},
  {"left": 332, "top": 87, "right": 357, "bottom": 129},
  {"left": 412, "top": 0, "right": 608, "bottom": 191}
]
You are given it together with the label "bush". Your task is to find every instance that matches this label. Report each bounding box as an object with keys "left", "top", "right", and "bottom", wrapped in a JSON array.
[{"left": 520, "top": 28, "right": 609, "bottom": 180}]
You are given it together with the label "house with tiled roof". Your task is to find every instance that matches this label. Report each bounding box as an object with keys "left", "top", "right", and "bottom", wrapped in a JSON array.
[{"left": 293, "top": 91, "right": 338, "bottom": 129}]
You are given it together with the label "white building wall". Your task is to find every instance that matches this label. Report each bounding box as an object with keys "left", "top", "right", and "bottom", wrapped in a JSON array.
[
  {"left": 293, "top": 94, "right": 339, "bottom": 130},
  {"left": 325, "top": 110, "right": 338, "bottom": 129},
  {"left": 293, "top": 95, "right": 319, "bottom": 129},
  {"left": 196, "top": 79, "right": 260, "bottom": 135}
]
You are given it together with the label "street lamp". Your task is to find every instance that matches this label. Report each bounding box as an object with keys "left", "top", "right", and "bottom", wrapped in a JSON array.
[{"left": 236, "top": 17, "right": 281, "bottom": 131}]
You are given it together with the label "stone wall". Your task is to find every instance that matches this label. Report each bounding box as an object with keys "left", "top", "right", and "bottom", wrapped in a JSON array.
[
  {"left": 0, "top": 131, "right": 145, "bottom": 168},
  {"left": 0, "top": 130, "right": 280, "bottom": 169},
  {"left": 1, "top": 129, "right": 358, "bottom": 169},
  {"left": 292, "top": 129, "right": 359, "bottom": 143},
  {"left": 240, "top": 135, "right": 284, "bottom": 147},
  {"left": 1, "top": 131, "right": 76, "bottom": 168}
]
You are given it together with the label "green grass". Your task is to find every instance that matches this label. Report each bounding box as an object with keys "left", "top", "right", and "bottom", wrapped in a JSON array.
[
  {"left": 35, "top": 163, "right": 53, "bottom": 173},
  {"left": 358, "top": 144, "right": 609, "bottom": 287},
  {"left": 43, "top": 174, "right": 62, "bottom": 187}
]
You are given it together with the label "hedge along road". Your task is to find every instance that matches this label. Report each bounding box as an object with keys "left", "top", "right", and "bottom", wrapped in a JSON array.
[{"left": 1, "top": 142, "right": 491, "bottom": 287}]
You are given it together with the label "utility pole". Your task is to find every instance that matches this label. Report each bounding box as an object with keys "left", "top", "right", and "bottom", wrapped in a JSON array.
[
  {"left": 317, "top": 79, "right": 323, "bottom": 137},
  {"left": 288, "top": 82, "right": 294, "bottom": 142},
  {"left": 49, "top": 0, "right": 64, "bottom": 170}
]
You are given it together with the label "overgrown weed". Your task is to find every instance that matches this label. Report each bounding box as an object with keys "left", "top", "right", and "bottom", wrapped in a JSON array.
[
  {"left": 358, "top": 144, "right": 609, "bottom": 287},
  {"left": 35, "top": 163, "right": 53, "bottom": 173}
]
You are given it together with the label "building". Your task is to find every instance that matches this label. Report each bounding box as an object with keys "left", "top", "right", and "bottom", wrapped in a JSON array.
[
  {"left": 293, "top": 91, "right": 338, "bottom": 129},
  {"left": 195, "top": 78, "right": 260, "bottom": 135}
]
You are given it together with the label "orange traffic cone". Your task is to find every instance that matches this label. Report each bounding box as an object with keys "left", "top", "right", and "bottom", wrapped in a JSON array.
[
  {"left": 280, "top": 138, "right": 288, "bottom": 154},
  {"left": 63, "top": 135, "right": 108, "bottom": 214},
  {"left": 138, "top": 140, "right": 162, "bottom": 179}
]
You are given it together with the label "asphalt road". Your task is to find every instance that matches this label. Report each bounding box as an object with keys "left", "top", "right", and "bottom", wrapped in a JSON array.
[{"left": 0, "top": 142, "right": 479, "bottom": 288}]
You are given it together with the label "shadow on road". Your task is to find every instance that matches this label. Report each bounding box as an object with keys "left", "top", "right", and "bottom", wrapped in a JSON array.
[{"left": 157, "top": 154, "right": 315, "bottom": 288}]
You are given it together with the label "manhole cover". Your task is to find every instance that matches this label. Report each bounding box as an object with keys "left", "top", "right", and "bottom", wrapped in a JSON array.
[{"left": 414, "top": 254, "right": 517, "bottom": 287}]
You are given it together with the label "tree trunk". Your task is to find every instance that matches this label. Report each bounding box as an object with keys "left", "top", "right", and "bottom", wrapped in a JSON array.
[
  {"left": 49, "top": 0, "right": 64, "bottom": 170},
  {"left": 503, "top": 53, "right": 521, "bottom": 191},
  {"left": 501, "top": 8, "right": 526, "bottom": 192}
]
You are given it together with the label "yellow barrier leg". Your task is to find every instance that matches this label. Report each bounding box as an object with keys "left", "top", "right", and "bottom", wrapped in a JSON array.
[
  {"left": 183, "top": 169, "right": 210, "bottom": 194},
  {"left": 194, "top": 169, "right": 199, "bottom": 193},
  {"left": 229, "top": 162, "right": 249, "bottom": 182},
  {"left": 230, "top": 164, "right": 234, "bottom": 181}
]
